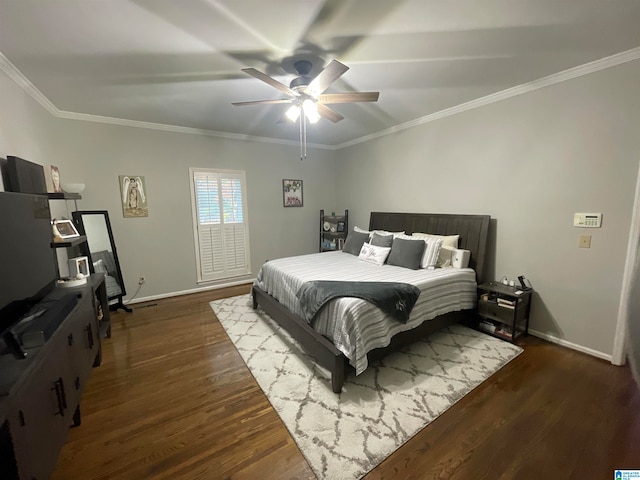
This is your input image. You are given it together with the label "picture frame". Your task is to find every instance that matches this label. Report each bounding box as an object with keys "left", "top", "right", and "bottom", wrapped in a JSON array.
[
  {"left": 50, "top": 165, "right": 62, "bottom": 193},
  {"left": 283, "top": 179, "right": 303, "bottom": 207},
  {"left": 119, "top": 175, "right": 149, "bottom": 217},
  {"left": 337, "top": 221, "right": 345, "bottom": 232},
  {"left": 68, "top": 256, "right": 90, "bottom": 276},
  {"left": 53, "top": 219, "right": 80, "bottom": 239}
]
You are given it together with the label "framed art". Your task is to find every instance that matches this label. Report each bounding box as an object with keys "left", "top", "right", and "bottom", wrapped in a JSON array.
[
  {"left": 68, "top": 256, "right": 90, "bottom": 276},
  {"left": 50, "top": 165, "right": 62, "bottom": 193},
  {"left": 53, "top": 219, "right": 80, "bottom": 239},
  {"left": 119, "top": 175, "right": 149, "bottom": 217},
  {"left": 283, "top": 179, "right": 303, "bottom": 207},
  {"left": 337, "top": 221, "right": 345, "bottom": 232}
]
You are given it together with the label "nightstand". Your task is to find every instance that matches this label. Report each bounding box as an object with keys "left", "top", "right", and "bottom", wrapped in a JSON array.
[{"left": 476, "top": 282, "right": 532, "bottom": 342}]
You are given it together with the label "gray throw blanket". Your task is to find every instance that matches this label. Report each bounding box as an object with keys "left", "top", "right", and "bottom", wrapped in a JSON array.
[{"left": 296, "top": 280, "right": 421, "bottom": 324}]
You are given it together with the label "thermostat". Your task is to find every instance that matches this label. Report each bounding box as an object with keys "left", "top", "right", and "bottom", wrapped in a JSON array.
[{"left": 573, "top": 213, "right": 602, "bottom": 228}]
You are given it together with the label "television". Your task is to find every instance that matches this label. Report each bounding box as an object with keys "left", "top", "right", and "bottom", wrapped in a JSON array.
[
  {"left": 0, "top": 192, "right": 58, "bottom": 338},
  {"left": 4, "top": 156, "right": 47, "bottom": 194}
]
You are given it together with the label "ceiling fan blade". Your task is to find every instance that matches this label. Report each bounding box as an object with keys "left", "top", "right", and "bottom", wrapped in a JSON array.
[
  {"left": 318, "top": 92, "right": 379, "bottom": 104},
  {"left": 242, "top": 68, "right": 297, "bottom": 97},
  {"left": 317, "top": 104, "right": 344, "bottom": 123},
  {"left": 304, "top": 60, "right": 349, "bottom": 97},
  {"left": 232, "top": 99, "right": 293, "bottom": 106}
]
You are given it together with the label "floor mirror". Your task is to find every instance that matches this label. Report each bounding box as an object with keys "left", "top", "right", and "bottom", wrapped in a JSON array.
[{"left": 72, "top": 210, "right": 131, "bottom": 312}]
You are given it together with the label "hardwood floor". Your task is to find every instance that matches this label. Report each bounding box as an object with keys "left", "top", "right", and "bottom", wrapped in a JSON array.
[{"left": 51, "top": 286, "right": 640, "bottom": 479}]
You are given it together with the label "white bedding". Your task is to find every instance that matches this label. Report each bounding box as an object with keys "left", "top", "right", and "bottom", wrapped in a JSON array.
[{"left": 254, "top": 251, "right": 477, "bottom": 374}]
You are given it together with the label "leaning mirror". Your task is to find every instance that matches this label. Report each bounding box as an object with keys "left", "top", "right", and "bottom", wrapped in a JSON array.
[{"left": 72, "top": 210, "right": 131, "bottom": 312}]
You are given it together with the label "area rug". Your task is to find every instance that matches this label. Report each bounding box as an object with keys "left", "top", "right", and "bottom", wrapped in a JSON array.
[{"left": 210, "top": 294, "right": 523, "bottom": 479}]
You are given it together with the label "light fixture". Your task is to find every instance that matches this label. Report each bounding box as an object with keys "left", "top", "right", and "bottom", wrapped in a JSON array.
[
  {"left": 286, "top": 105, "right": 301, "bottom": 122},
  {"left": 287, "top": 97, "right": 321, "bottom": 160}
]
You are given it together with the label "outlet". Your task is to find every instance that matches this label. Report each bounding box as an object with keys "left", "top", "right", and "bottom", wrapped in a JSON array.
[{"left": 138, "top": 276, "right": 146, "bottom": 285}]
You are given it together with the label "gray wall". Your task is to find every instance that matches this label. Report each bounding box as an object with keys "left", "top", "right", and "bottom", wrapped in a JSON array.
[
  {"left": 0, "top": 69, "right": 339, "bottom": 298},
  {"left": 2, "top": 58, "right": 639, "bottom": 359},
  {"left": 335, "top": 60, "right": 640, "bottom": 357}
]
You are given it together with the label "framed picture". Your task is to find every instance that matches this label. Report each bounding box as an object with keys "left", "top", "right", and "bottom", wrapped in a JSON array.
[
  {"left": 283, "top": 179, "right": 303, "bottom": 207},
  {"left": 68, "top": 256, "right": 90, "bottom": 276},
  {"left": 119, "top": 175, "right": 149, "bottom": 217},
  {"left": 53, "top": 219, "right": 80, "bottom": 239},
  {"left": 337, "top": 221, "right": 345, "bottom": 232},
  {"left": 50, "top": 165, "right": 62, "bottom": 193}
]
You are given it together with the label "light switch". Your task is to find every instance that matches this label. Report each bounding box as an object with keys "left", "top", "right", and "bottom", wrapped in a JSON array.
[{"left": 579, "top": 234, "right": 591, "bottom": 248}]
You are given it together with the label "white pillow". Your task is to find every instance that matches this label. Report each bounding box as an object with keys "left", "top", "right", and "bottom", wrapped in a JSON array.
[
  {"left": 397, "top": 234, "right": 442, "bottom": 269},
  {"left": 358, "top": 242, "right": 391, "bottom": 266},
  {"left": 412, "top": 233, "right": 460, "bottom": 267},
  {"left": 354, "top": 226, "right": 405, "bottom": 239}
]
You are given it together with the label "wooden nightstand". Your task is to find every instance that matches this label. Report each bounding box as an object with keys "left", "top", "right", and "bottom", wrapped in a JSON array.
[{"left": 476, "top": 282, "right": 532, "bottom": 342}]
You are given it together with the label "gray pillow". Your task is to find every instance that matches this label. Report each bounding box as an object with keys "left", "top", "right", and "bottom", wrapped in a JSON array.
[
  {"left": 370, "top": 232, "right": 393, "bottom": 248},
  {"left": 387, "top": 237, "right": 426, "bottom": 270},
  {"left": 342, "top": 231, "right": 370, "bottom": 255}
]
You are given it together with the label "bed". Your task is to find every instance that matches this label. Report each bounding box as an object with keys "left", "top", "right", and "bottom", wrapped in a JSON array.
[{"left": 252, "top": 212, "right": 491, "bottom": 393}]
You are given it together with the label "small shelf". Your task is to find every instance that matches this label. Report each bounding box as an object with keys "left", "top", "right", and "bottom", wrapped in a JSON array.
[
  {"left": 320, "top": 209, "right": 348, "bottom": 252},
  {"left": 51, "top": 235, "right": 87, "bottom": 248},
  {"left": 48, "top": 192, "right": 81, "bottom": 200},
  {"left": 476, "top": 282, "right": 532, "bottom": 343}
]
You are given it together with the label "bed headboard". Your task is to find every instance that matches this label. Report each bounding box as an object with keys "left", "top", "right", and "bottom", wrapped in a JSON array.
[{"left": 369, "top": 212, "right": 491, "bottom": 283}]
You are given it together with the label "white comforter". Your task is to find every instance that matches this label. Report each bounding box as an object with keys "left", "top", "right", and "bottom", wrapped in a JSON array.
[{"left": 254, "top": 251, "right": 477, "bottom": 374}]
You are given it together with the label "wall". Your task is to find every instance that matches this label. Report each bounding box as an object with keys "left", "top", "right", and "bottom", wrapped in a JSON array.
[
  {"left": 0, "top": 68, "right": 339, "bottom": 299},
  {"left": 336, "top": 60, "right": 640, "bottom": 357}
]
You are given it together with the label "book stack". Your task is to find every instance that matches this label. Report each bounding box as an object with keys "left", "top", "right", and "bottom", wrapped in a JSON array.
[{"left": 497, "top": 298, "right": 516, "bottom": 309}]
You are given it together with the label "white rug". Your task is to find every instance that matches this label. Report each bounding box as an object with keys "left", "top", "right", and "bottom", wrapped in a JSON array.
[{"left": 210, "top": 294, "right": 523, "bottom": 480}]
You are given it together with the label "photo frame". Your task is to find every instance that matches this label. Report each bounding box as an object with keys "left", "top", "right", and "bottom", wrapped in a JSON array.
[
  {"left": 119, "top": 175, "right": 149, "bottom": 217},
  {"left": 50, "top": 165, "right": 62, "bottom": 193},
  {"left": 53, "top": 219, "right": 80, "bottom": 239},
  {"left": 337, "top": 221, "right": 345, "bottom": 232},
  {"left": 68, "top": 256, "right": 90, "bottom": 276},
  {"left": 283, "top": 179, "right": 303, "bottom": 207}
]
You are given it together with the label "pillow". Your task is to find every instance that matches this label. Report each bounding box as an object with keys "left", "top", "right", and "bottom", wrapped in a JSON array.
[
  {"left": 354, "top": 226, "right": 405, "bottom": 239},
  {"left": 93, "top": 259, "right": 107, "bottom": 274},
  {"left": 342, "top": 230, "right": 371, "bottom": 255},
  {"left": 370, "top": 232, "right": 394, "bottom": 248},
  {"left": 386, "top": 237, "right": 426, "bottom": 270},
  {"left": 420, "top": 237, "right": 443, "bottom": 269},
  {"left": 412, "top": 233, "right": 460, "bottom": 266},
  {"left": 358, "top": 242, "right": 391, "bottom": 266},
  {"left": 438, "top": 245, "right": 456, "bottom": 267}
]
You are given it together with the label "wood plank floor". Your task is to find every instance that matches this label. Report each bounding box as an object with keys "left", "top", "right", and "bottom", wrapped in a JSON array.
[{"left": 51, "top": 285, "right": 640, "bottom": 479}]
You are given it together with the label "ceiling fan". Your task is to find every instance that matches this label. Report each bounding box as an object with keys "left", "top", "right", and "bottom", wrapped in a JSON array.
[{"left": 232, "top": 58, "right": 379, "bottom": 159}]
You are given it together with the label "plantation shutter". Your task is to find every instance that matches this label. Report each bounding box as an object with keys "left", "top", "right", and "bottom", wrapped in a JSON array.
[{"left": 191, "top": 169, "right": 250, "bottom": 282}]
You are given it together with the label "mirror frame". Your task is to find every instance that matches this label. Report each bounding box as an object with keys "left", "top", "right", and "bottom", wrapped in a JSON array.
[{"left": 72, "top": 210, "right": 130, "bottom": 312}]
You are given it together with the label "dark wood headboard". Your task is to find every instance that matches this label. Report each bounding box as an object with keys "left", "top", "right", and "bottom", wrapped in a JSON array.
[{"left": 369, "top": 212, "right": 491, "bottom": 283}]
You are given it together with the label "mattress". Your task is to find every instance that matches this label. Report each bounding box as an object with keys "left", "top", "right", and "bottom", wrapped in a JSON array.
[{"left": 254, "top": 251, "right": 477, "bottom": 374}]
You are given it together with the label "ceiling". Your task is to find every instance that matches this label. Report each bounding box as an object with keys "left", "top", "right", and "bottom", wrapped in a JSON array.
[{"left": 1, "top": 0, "right": 640, "bottom": 148}]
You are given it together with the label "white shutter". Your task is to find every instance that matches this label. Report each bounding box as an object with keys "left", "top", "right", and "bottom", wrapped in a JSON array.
[{"left": 191, "top": 168, "right": 250, "bottom": 283}]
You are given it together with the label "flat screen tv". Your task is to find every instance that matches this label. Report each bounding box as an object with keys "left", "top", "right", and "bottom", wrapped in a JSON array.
[{"left": 0, "top": 192, "right": 57, "bottom": 333}]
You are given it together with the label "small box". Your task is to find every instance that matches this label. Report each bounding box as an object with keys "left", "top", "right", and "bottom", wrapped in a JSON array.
[{"left": 68, "top": 256, "right": 90, "bottom": 276}]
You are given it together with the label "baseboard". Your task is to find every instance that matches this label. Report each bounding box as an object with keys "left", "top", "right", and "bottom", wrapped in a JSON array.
[
  {"left": 125, "top": 277, "right": 255, "bottom": 305},
  {"left": 528, "top": 328, "right": 612, "bottom": 362}
]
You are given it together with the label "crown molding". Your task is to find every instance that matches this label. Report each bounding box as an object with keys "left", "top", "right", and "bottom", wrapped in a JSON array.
[
  {"left": 334, "top": 46, "right": 640, "bottom": 150},
  {"left": 2, "top": 47, "right": 640, "bottom": 151}
]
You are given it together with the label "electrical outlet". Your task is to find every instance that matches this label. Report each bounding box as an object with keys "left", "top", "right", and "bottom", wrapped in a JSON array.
[{"left": 138, "top": 276, "right": 146, "bottom": 285}]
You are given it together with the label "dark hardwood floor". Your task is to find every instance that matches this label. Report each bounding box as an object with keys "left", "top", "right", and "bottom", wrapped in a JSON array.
[{"left": 51, "top": 285, "right": 640, "bottom": 479}]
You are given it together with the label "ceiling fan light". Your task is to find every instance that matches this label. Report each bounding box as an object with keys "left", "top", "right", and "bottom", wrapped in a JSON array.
[
  {"left": 286, "top": 105, "right": 301, "bottom": 122},
  {"left": 303, "top": 99, "right": 320, "bottom": 124}
]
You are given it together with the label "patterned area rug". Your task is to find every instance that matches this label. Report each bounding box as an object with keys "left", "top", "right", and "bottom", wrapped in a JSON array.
[{"left": 210, "top": 294, "right": 523, "bottom": 480}]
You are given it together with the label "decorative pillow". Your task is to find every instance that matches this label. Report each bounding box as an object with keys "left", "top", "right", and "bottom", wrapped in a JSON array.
[
  {"left": 358, "top": 242, "right": 391, "bottom": 266},
  {"left": 354, "top": 226, "right": 405, "bottom": 239},
  {"left": 370, "top": 232, "right": 394, "bottom": 248},
  {"left": 386, "top": 237, "right": 426, "bottom": 270},
  {"left": 438, "top": 245, "right": 456, "bottom": 267},
  {"left": 412, "top": 233, "right": 460, "bottom": 267},
  {"left": 342, "top": 230, "right": 371, "bottom": 255},
  {"left": 420, "top": 237, "right": 443, "bottom": 269},
  {"left": 93, "top": 259, "right": 107, "bottom": 274}
]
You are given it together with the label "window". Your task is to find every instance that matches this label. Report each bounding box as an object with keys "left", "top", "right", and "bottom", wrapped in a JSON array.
[{"left": 189, "top": 168, "right": 250, "bottom": 283}]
